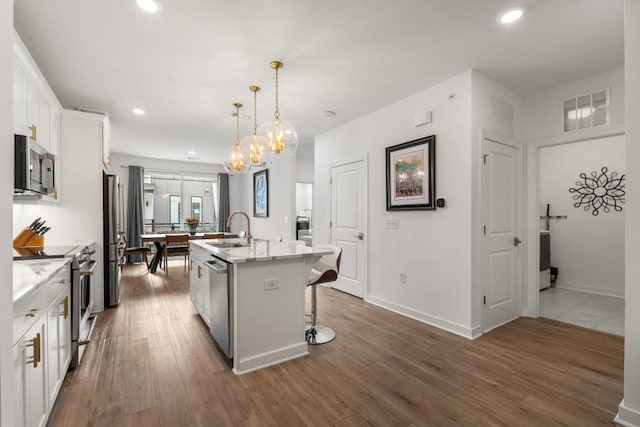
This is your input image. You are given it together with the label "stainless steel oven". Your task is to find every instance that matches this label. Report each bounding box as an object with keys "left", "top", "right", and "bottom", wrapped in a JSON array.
[{"left": 70, "top": 244, "right": 98, "bottom": 368}]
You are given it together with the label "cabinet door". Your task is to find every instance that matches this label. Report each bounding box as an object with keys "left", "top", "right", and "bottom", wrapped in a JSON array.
[
  {"left": 24, "top": 317, "right": 47, "bottom": 427},
  {"left": 13, "top": 60, "right": 28, "bottom": 136},
  {"left": 189, "top": 259, "right": 197, "bottom": 305},
  {"left": 49, "top": 109, "right": 59, "bottom": 157},
  {"left": 27, "top": 80, "right": 39, "bottom": 144},
  {"left": 46, "top": 287, "right": 70, "bottom": 412},
  {"left": 38, "top": 97, "right": 50, "bottom": 152},
  {"left": 58, "top": 288, "right": 71, "bottom": 376},
  {"left": 13, "top": 341, "right": 26, "bottom": 427}
]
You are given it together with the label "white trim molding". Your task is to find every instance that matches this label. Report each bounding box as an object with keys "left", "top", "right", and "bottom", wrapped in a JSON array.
[
  {"left": 366, "top": 296, "right": 478, "bottom": 340},
  {"left": 616, "top": 400, "right": 640, "bottom": 427}
]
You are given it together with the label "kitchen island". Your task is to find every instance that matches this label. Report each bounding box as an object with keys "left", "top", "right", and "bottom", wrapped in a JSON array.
[{"left": 190, "top": 238, "right": 330, "bottom": 374}]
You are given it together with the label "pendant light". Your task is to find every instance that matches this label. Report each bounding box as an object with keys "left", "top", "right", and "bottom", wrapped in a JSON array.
[
  {"left": 241, "top": 85, "right": 269, "bottom": 166},
  {"left": 259, "top": 60, "right": 298, "bottom": 156},
  {"left": 223, "top": 103, "right": 251, "bottom": 174}
]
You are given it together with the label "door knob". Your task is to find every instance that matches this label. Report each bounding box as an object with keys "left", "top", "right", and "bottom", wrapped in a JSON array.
[
  {"left": 354, "top": 232, "right": 364, "bottom": 240},
  {"left": 514, "top": 237, "right": 522, "bottom": 247}
]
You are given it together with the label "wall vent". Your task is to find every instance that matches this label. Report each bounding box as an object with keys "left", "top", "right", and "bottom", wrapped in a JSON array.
[{"left": 562, "top": 88, "right": 610, "bottom": 132}]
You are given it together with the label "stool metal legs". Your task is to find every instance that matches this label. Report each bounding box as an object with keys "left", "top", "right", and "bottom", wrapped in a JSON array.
[{"left": 305, "top": 284, "right": 335, "bottom": 345}]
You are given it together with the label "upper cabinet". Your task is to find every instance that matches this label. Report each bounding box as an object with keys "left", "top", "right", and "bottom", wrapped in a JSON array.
[{"left": 13, "top": 31, "right": 61, "bottom": 156}]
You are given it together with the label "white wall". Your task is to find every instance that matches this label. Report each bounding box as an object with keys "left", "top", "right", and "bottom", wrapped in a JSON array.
[
  {"left": 1, "top": 0, "right": 14, "bottom": 423},
  {"left": 620, "top": 1, "right": 640, "bottom": 425},
  {"left": 523, "top": 67, "right": 625, "bottom": 143},
  {"left": 296, "top": 144, "right": 314, "bottom": 183},
  {"left": 540, "top": 136, "right": 625, "bottom": 297},
  {"left": 239, "top": 153, "right": 296, "bottom": 241},
  {"left": 315, "top": 70, "right": 476, "bottom": 337}
]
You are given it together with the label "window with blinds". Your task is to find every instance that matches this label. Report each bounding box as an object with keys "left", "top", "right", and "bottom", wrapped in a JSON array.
[{"left": 562, "top": 89, "right": 609, "bottom": 132}]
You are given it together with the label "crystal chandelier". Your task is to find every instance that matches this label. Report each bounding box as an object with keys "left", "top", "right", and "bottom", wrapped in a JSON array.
[{"left": 241, "top": 85, "right": 269, "bottom": 166}]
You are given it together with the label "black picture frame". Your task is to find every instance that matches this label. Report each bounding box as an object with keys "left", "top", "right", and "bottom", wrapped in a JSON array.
[
  {"left": 385, "top": 135, "right": 436, "bottom": 211},
  {"left": 253, "top": 169, "right": 269, "bottom": 217}
]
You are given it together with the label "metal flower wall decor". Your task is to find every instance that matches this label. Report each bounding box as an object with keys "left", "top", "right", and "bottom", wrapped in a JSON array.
[{"left": 568, "top": 167, "right": 625, "bottom": 216}]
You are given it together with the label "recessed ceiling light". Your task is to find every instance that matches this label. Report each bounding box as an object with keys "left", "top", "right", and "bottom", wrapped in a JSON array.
[
  {"left": 132, "top": 108, "right": 146, "bottom": 115},
  {"left": 497, "top": 8, "right": 524, "bottom": 24},
  {"left": 136, "top": 0, "right": 159, "bottom": 13},
  {"left": 188, "top": 150, "right": 196, "bottom": 155}
]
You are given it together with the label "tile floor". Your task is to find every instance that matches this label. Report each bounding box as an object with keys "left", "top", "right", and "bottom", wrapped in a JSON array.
[{"left": 539, "top": 287, "right": 625, "bottom": 336}]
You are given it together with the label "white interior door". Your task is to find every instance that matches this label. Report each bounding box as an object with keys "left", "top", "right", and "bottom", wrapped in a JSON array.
[
  {"left": 481, "top": 138, "right": 522, "bottom": 331},
  {"left": 330, "top": 160, "right": 366, "bottom": 298}
]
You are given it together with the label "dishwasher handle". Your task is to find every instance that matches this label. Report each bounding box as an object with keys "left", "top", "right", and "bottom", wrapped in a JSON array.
[{"left": 206, "top": 260, "right": 227, "bottom": 274}]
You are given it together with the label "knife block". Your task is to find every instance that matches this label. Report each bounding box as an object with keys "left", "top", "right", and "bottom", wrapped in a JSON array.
[
  {"left": 12, "top": 229, "right": 44, "bottom": 249},
  {"left": 23, "top": 235, "right": 45, "bottom": 249}
]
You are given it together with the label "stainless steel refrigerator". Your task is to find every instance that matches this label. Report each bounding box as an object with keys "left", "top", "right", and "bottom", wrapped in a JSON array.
[{"left": 103, "top": 172, "right": 122, "bottom": 307}]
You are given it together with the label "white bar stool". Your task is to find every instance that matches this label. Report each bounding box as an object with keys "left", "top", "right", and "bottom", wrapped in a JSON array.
[{"left": 305, "top": 245, "right": 342, "bottom": 345}]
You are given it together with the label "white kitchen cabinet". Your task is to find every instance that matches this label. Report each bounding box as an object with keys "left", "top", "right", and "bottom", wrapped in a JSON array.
[
  {"left": 13, "top": 60, "right": 28, "bottom": 137},
  {"left": 13, "top": 261, "right": 71, "bottom": 427},
  {"left": 46, "top": 286, "right": 70, "bottom": 410},
  {"left": 14, "top": 316, "right": 47, "bottom": 427},
  {"left": 189, "top": 251, "right": 210, "bottom": 326},
  {"left": 13, "top": 30, "right": 61, "bottom": 155}
]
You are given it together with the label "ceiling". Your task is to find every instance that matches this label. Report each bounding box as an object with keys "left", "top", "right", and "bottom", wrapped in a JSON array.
[{"left": 14, "top": 0, "right": 624, "bottom": 164}]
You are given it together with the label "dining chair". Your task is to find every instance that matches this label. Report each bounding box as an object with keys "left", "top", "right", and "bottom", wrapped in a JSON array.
[
  {"left": 164, "top": 234, "right": 190, "bottom": 274},
  {"left": 122, "top": 235, "right": 150, "bottom": 270},
  {"left": 203, "top": 233, "right": 224, "bottom": 239}
]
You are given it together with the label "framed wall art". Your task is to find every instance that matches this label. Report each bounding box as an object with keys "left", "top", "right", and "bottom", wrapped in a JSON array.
[
  {"left": 253, "top": 169, "right": 269, "bottom": 217},
  {"left": 385, "top": 135, "right": 436, "bottom": 211}
]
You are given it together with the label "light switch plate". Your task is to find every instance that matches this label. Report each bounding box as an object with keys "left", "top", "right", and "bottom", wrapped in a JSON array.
[
  {"left": 264, "top": 278, "right": 280, "bottom": 291},
  {"left": 385, "top": 219, "right": 400, "bottom": 229}
]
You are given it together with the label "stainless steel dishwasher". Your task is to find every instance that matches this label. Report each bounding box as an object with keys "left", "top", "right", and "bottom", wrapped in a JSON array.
[{"left": 207, "top": 257, "right": 233, "bottom": 359}]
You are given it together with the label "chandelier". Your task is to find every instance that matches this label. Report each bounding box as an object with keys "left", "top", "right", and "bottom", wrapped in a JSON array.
[
  {"left": 223, "top": 103, "right": 251, "bottom": 174},
  {"left": 241, "top": 85, "right": 269, "bottom": 166},
  {"left": 259, "top": 60, "right": 298, "bottom": 156}
]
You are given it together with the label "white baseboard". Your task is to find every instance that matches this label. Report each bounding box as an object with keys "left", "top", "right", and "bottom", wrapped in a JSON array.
[
  {"left": 234, "top": 342, "right": 308, "bottom": 375},
  {"left": 555, "top": 281, "right": 625, "bottom": 298},
  {"left": 616, "top": 400, "right": 640, "bottom": 427},
  {"left": 366, "top": 296, "right": 475, "bottom": 340}
]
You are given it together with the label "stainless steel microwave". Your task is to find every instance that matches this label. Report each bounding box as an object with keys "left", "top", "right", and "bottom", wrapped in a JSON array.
[{"left": 14, "top": 134, "right": 56, "bottom": 196}]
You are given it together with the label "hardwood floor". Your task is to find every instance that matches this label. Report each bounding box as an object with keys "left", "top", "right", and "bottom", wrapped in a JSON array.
[{"left": 48, "top": 262, "right": 624, "bottom": 426}]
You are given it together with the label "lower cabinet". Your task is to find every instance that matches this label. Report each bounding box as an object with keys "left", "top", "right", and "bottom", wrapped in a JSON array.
[
  {"left": 14, "top": 316, "right": 47, "bottom": 427},
  {"left": 46, "top": 287, "right": 71, "bottom": 409},
  {"left": 189, "top": 253, "right": 210, "bottom": 327},
  {"left": 14, "top": 267, "right": 71, "bottom": 427}
]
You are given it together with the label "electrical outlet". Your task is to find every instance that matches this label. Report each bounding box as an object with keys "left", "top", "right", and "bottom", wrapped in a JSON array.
[
  {"left": 385, "top": 219, "right": 400, "bottom": 229},
  {"left": 264, "top": 278, "right": 280, "bottom": 291},
  {"left": 284, "top": 216, "right": 289, "bottom": 224},
  {"left": 399, "top": 272, "right": 406, "bottom": 284}
]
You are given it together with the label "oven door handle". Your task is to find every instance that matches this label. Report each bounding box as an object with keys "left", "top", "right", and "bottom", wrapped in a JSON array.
[{"left": 79, "top": 260, "right": 99, "bottom": 276}]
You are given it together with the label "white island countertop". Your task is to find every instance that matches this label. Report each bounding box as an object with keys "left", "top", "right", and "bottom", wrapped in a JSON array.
[
  {"left": 191, "top": 238, "right": 331, "bottom": 264},
  {"left": 13, "top": 258, "right": 71, "bottom": 304}
]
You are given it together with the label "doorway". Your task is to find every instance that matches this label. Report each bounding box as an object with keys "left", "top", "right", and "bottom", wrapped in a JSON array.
[
  {"left": 330, "top": 159, "right": 367, "bottom": 298},
  {"left": 537, "top": 135, "right": 625, "bottom": 336},
  {"left": 480, "top": 136, "right": 523, "bottom": 332}
]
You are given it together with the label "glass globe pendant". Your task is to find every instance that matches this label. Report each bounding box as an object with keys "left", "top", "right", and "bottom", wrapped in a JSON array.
[
  {"left": 223, "top": 103, "right": 251, "bottom": 174},
  {"left": 241, "top": 85, "right": 269, "bottom": 166},
  {"left": 259, "top": 60, "right": 298, "bottom": 156}
]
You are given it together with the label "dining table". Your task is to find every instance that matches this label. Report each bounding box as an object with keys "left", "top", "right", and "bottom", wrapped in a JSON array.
[{"left": 141, "top": 232, "right": 238, "bottom": 273}]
